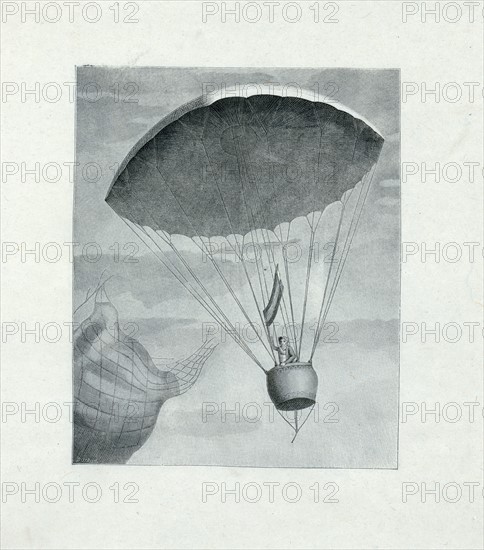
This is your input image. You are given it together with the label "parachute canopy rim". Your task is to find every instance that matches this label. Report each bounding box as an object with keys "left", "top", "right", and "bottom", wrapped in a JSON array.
[{"left": 136, "top": 200, "right": 349, "bottom": 248}]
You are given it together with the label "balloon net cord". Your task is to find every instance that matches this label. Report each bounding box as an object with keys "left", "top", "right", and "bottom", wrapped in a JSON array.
[
  {"left": 74, "top": 331, "right": 158, "bottom": 457},
  {"left": 75, "top": 323, "right": 180, "bottom": 394},
  {"left": 73, "top": 271, "right": 113, "bottom": 316},
  {"left": 74, "top": 327, "right": 218, "bottom": 458},
  {"left": 155, "top": 339, "right": 218, "bottom": 395}
]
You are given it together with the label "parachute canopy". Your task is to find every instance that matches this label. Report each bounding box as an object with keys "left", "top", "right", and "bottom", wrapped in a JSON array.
[
  {"left": 106, "top": 94, "right": 383, "bottom": 238},
  {"left": 106, "top": 89, "right": 383, "bottom": 384}
]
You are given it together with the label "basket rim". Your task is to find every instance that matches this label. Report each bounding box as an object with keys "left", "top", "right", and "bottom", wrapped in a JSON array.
[{"left": 269, "top": 361, "right": 313, "bottom": 372}]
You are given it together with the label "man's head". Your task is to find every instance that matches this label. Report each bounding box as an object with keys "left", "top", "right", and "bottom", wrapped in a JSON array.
[{"left": 278, "top": 336, "right": 289, "bottom": 346}]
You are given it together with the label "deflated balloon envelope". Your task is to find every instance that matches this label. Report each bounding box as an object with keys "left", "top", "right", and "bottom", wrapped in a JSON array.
[{"left": 73, "top": 287, "right": 215, "bottom": 464}]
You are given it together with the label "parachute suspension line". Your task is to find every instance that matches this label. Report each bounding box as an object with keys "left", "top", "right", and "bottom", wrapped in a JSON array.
[
  {"left": 262, "top": 222, "right": 299, "bottom": 355},
  {"left": 248, "top": 232, "right": 269, "bottom": 304},
  {"left": 274, "top": 222, "right": 297, "bottom": 349},
  {"left": 204, "top": 234, "right": 275, "bottom": 364},
  {"left": 280, "top": 223, "right": 299, "bottom": 355},
  {"left": 264, "top": 226, "right": 289, "bottom": 336},
  {"left": 120, "top": 219, "right": 250, "bottom": 360},
  {"left": 309, "top": 202, "right": 346, "bottom": 360},
  {"left": 245, "top": 179, "right": 297, "bottom": 356},
  {"left": 262, "top": 228, "right": 294, "bottom": 345},
  {"left": 121, "top": 219, "right": 264, "bottom": 372},
  {"left": 199, "top": 140, "right": 276, "bottom": 361},
  {"left": 241, "top": 149, "right": 290, "bottom": 337},
  {"left": 157, "top": 231, "right": 271, "bottom": 370},
  {"left": 260, "top": 181, "right": 298, "bottom": 346},
  {"left": 122, "top": 221, "right": 212, "bottom": 316},
  {"left": 229, "top": 102, "right": 297, "bottom": 356},
  {"left": 236, "top": 131, "right": 298, "bottom": 353},
  {"left": 244, "top": 147, "right": 297, "bottom": 349},
  {"left": 317, "top": 165, "right": 377, "bottom": 336},
  {"left": 131, "top": 224, "right": 264, "bottom": 370},
  {"left": 239, "top": 120, "right": 297, "bottom": 347},
  {"left": 291, "top": 404, "right": 315, "bottom": 443},
  {"left": 298, "top": 222, "right": 318, "bottom": 358},
  {"left": 202, "top": 235, "right": 271, "bottom": 356},
  {"left": 275, "top": 407, "right": 297, "bottom": 435},
  {"left": 121, "top": 167, "right": 268, "bottom": 368},
  {"left": 245, "top": 234, "right": 268, "bottom": 311},
  {"left": 304, "top": 106, "right": 335, "bottom": 357},
  {"left": 310, "top": 165, "right": 377, "bottom": 359},
  {"left": 297, "top": 210, "right": 325, "bottom": 357},
  {"left": 138, "top": 153, "right": 274, "bottom": 365},
  {"left": 151, "top": 154, "right": 268, "bottom": 349},
  {"left": 227, "top": 134, "right": 283, "bottom": 356},
  {"left": 319, "top": 170, "right": 373, "bottom": 328},
  {"left": 249, "top": 224, "right": 293, "bottom": 355},
  {"left": 245, "top": 232, "right": 278, "bottom": 364}
]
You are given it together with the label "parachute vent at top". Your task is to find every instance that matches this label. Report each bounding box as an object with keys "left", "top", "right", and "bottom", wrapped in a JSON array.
[{"left": 106, "top": 94, "right": 384, "bottom": 238}]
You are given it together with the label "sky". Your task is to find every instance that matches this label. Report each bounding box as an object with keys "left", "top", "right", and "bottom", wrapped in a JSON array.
[{"left": 74, "top": 67, "right": 400, "bottom": 467}]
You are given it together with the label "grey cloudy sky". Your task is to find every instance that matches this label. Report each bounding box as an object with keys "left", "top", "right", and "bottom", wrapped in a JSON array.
[{"left": 75, "top": 67, "right": 399, "bottom": 324}]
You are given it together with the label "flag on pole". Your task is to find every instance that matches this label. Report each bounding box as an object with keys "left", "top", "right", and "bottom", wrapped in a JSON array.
[{"left": 263, "top": 266, "right": 284, "bottom": 327}]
